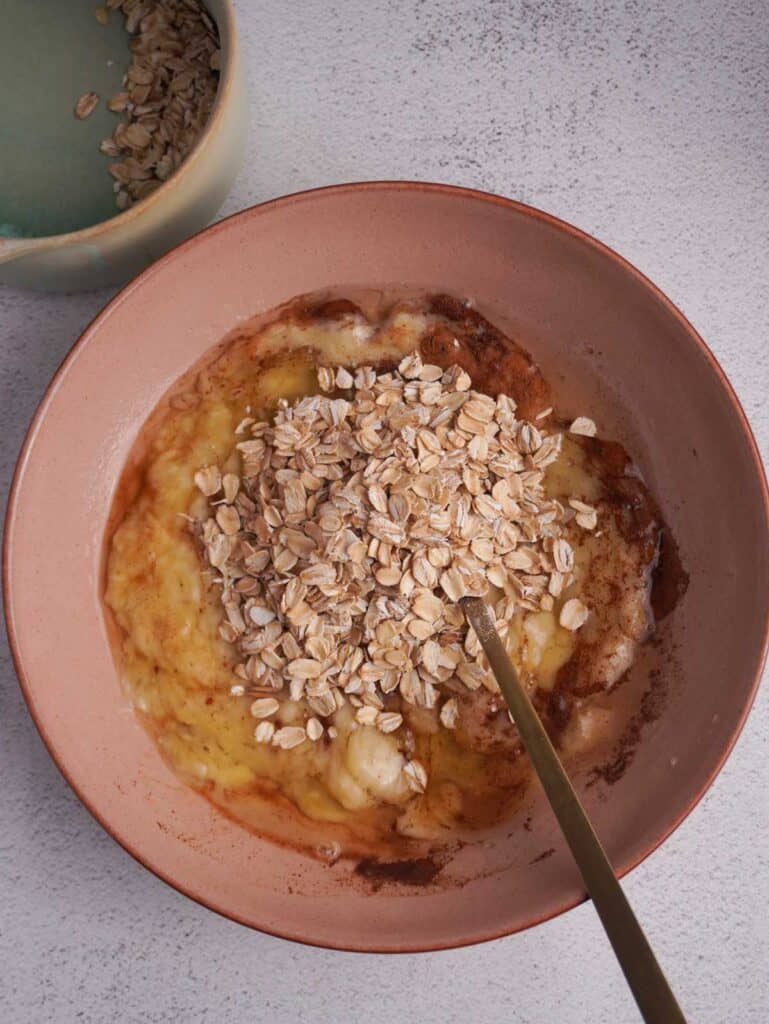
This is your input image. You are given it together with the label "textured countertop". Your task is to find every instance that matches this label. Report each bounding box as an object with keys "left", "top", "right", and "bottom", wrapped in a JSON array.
[{"left": 1, "top": 2, "right": 767, "bottom": 1021}]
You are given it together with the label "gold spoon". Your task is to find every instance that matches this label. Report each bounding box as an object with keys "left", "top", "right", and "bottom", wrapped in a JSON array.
[{"left": 462, "top": 597, "right": 687, "bottom": 1024}]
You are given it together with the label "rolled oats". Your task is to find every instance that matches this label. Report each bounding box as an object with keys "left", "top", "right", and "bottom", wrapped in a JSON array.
[
  {"left": 560, "top": 597, "right": 590, "bottom": 631},
  {"left": 306, "top": 717, "right": 324, "bottom": 741},
  {"left": 95, "top": 0, "right": 220, "bottom": 209},
  {"left": 403, "top": 759, "right": 428, "bottom": 794},
  {"left": 272, "top": 726, "right": 307, "bottom": 750},
  {"left": 440, "top": 698, "right": 459, "bottom": 729},
  {"left": 194, "top": 354, "right": 597, "bottom": 794},
  {"left": 250, "top": 698, "right": 280, "bottom": 719},
  {"left": 74, "top": 92, "right": 100, "bottom": 119},
  {"left": 254, "top": 721, "right": 275, "bottom": 744},
  {"left": 376, "top": 711, "right": 404, "bottom": 734},
  {"left": 569, "top": 416, "right": 597, "bottom": 437}
]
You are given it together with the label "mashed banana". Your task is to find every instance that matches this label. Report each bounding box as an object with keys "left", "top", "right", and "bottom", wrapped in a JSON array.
[{"left": 105, "top": 293, "right": 659, "bottom": 855}]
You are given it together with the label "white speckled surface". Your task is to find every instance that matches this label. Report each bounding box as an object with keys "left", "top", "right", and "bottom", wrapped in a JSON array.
[{"left": 1, "top": 2, "right": 768, "bottom": 1021}]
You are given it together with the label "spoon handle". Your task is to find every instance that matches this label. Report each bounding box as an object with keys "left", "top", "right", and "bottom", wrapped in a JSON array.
[{"left": 462, "top": 597, "right": 687, "bottom": 1024}]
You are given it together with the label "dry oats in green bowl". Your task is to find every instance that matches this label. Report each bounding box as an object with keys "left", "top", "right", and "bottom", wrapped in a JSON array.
[{"left": 0, "top": 0, "right": 246, "bottom": 291}]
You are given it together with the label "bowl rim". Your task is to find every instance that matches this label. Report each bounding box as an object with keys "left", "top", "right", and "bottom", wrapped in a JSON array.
[
  {"left": 0, "top": 0, "right": 239, "bottom": 253},
  {"left": 4, "top": 180, "right": 769, "bottom": 952}
]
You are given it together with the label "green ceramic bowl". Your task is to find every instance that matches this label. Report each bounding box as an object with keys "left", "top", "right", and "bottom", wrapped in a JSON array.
[{"left": 0, "top": 0, "right": 246, "bottom": 291}]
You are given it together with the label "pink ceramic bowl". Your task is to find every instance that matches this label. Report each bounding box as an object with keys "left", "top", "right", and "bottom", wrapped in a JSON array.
[{"left": 5, "top": 183, "right": 769, "bottom": 951}]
